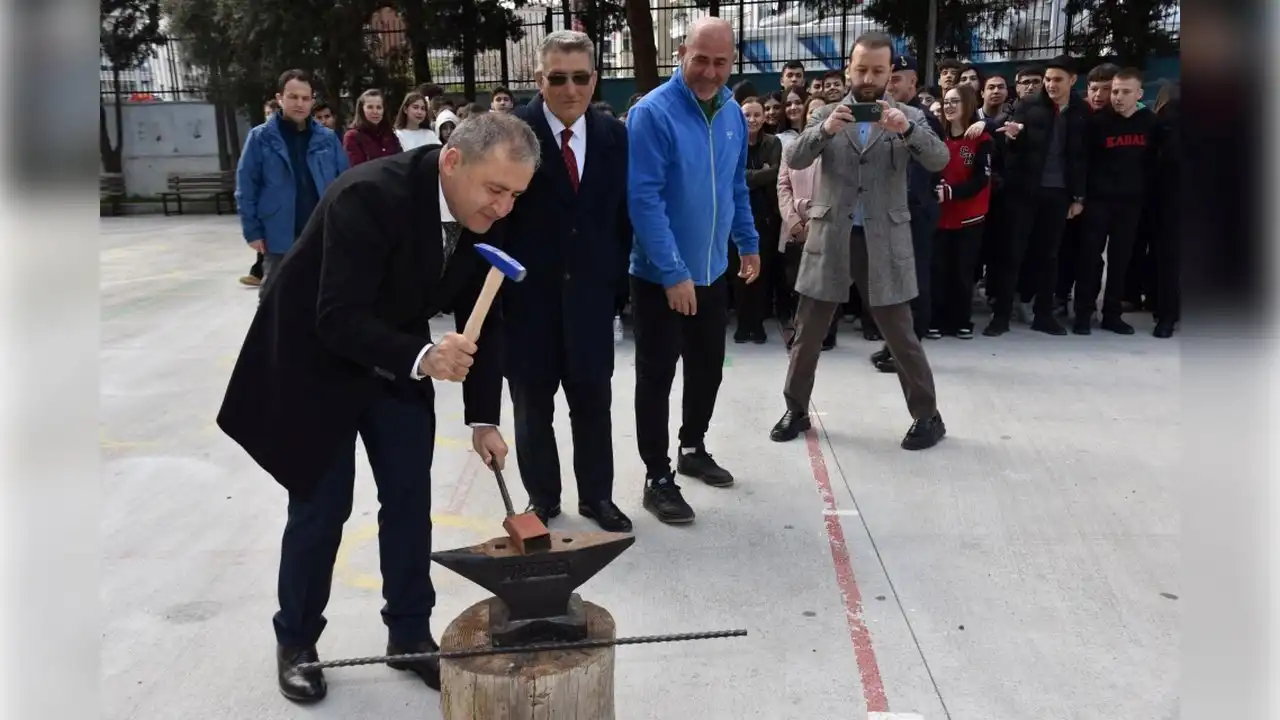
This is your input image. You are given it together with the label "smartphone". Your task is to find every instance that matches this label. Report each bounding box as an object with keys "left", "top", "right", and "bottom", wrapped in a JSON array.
[{"left": 848, "top": 102, "right": 882, "bottom": 123}]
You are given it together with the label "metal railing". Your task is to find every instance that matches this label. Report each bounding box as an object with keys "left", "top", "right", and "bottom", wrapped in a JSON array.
[{"left": 100, "top": 1, "right": 1180, "bottom": 102}]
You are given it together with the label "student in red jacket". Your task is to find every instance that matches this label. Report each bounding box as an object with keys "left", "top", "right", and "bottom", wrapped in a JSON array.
[
  {"left": 342, "top": 89, "right": 403, "bottom": 167},
  {"left": 931, "top": 84, "right": 993, "bottom": 339}
]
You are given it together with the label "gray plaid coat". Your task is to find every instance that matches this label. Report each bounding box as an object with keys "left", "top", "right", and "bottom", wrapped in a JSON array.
[{"left": 784, "top": 96, "right": 949, "bottom": 306}]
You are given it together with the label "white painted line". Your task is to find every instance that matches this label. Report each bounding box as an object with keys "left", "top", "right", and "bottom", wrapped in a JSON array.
[
  {"left": 869, "top": 713, "right": 924, "bottom": 720},
  {"left": 823, "top": 509, "right": 860, "bottom": 517}
]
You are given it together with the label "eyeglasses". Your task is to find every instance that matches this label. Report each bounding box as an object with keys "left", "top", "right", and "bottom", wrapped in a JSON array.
[
  {"left": 1016, "top": 79, "right": 1041, "bottom": 86},
  {"left": 545, "top": 72, "right": 592, "bottom": 86},
  {"left": 942, "top": 99, "right": 962, "bottom": 107}
]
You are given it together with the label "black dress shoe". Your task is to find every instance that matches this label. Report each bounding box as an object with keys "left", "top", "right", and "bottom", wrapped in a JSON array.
[
  {"left": 769, "top": 410, "right": 811, "bottom": 442},
  {"left": 1072, "top": 317, "right": 1092, "bottom": 335},
  {"left": 643, "top": 474, "right": 695, "bottom": 524},
  {"left": 1031, "top": 315, "right": 1068, "bottom": 336},
  {"left": 821, "top": 333, "right": 836, "bottom": 350},
  {"left": 277, "top": 645, "right": 327, "bottom": 703},
  {"left": 676, "top": 445, "right": 734, "bottom": 487},
  {"left": 525, "top": 502, "right": 561, "bottom": 525},
  {"left": 578, "top": 500, "right": 633, "bottom": 532},
  {"left": 1152, "top": 321, "right": 1175, "bottom": 339},
  {"left": 750, "top": 328, "right": 768, "bottom": 344},
  {"left": 387, "top": 638, "right": 441, "bottom": 690},
  {"left": 869, "top": 345, "right": 891, "bottom": 366},
  {"left": 874, "top": 356, "right": 897, "bottom": 374},
  {"left": 983, "top": 316, "right": 1010, "bottom": 336},
  {"left": 1100, "top": 315, "right": 1135, "bottom": 335},
  {"left": 901, "top": 413, "right": 946, "bottom": 450}
]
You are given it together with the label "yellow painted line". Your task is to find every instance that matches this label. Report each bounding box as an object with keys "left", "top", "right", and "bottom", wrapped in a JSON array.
[{"left": 332, "top": 515, "right": 497, "bottom": 592}]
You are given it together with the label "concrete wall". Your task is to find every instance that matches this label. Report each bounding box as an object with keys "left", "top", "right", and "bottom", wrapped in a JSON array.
[{"left": 101, "top": 101, "right": 252, "bottom": 198}]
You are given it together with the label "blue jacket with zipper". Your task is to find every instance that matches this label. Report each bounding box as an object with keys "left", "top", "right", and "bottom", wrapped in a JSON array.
[
  {"left": 626, "top": 69, "right": 760, "bottom": 288},
  {"left": 235, "top": 113, "right": 348, "bottom": 255}
]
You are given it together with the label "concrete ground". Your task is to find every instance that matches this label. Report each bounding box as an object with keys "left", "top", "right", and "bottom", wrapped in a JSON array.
[{"left": 102, "top": 216, "right": 1179, "bottom": 720}]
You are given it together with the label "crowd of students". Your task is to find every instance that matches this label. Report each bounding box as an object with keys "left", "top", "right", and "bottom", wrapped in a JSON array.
[
  {"left": 237, "top": 54, "right": 1182, "bottom": 344},
  {"left": 709, "top": 55, "right": 1181, "bottom": 344}
]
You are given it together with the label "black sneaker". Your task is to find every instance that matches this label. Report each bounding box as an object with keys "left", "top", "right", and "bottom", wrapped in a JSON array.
[
  {"left": 926, "top": 328, "right": 942, "bottom": 339},
  {"left": 676, "top": 445, "right": 734, "bottom": 487},
  {"left": 956, "top": 327, "right": 974, "bottom": 340},
  {"left": 750, "top": 328, "right": 768, "bottom": 344},
  {"left": 1072, "top": 316, "right": 1092, "bottom": 335},
  {"left": 1100, "top": 315, "right": 1135, "bottom": 335},
  {"left": 733, "top": 327, "right": 751, "bottom": 344},
  {"left": 643, "top": 475, "right": 695, "bottom": 524},
  {"left": 822, "top": 333, "right": 836, "bottom": 351},
  {"left": 901, "top": 413, "right": 946, "bottom": 450}
]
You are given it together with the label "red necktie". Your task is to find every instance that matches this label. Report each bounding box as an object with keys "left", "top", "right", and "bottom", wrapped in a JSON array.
[{"left": 561, "top": 128, "right": 579, "bottom": 192}]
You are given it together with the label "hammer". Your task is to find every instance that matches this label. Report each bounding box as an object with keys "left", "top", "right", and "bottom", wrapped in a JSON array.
[
  {"left": 459, "top": 244, "right": 547, "bottom": 552},
  {"left": 489, "top": 460, "right": 551, "bottom": 554},
  {"left": 462, "top": 243, "right": 527, "bottom": 344}
]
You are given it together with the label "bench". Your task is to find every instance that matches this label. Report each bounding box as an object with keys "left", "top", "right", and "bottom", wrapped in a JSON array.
[
  {"left": 161, "top": 171, "right": 236, "bottom": 216},
  {"left": 100, "top": 173, "right": 125, "bottom": 216}
]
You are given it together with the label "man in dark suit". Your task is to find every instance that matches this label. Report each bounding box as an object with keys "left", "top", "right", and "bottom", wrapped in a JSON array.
[
  {"left": 216, "top": 112, "right": 541, "bottom": 704},
  {"left": 503, "top": 30, "right": 632, "bottom": 533}
]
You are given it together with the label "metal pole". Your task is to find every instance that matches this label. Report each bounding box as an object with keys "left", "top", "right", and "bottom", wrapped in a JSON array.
[{"left": 923, "top": 0, "right": 938, "bottom": 89}]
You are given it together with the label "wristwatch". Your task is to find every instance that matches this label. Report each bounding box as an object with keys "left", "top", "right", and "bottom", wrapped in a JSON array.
[{"left": 901, "top": 121, "right": 916, "bottom": 139}]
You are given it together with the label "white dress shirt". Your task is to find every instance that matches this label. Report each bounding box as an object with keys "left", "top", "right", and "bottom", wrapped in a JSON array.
[
  {"left": 542, "top": 103, "right": 587, "bottom": 179},
  {"left": 405, "top": 179, "right": 495, "bottom": 427}
]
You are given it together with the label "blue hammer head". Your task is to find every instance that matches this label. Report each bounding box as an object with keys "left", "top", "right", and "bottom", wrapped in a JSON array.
[{"left": 474, "top": 243, "right": 527, "bottom": 282}]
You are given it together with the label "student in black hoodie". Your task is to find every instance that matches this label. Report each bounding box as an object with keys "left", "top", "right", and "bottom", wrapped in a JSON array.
[
  {"left": 983, "top": 55, "right": 1089, "bottom": 337},
  {"left": 1072, "top": 68, "right": 1159, "bottom": 335}
]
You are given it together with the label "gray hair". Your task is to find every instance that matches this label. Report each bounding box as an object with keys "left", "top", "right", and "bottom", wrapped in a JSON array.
[
  {"left": 444, "top": 111, "right": 541, "bottom": 170},
  {"left": 538, "top": 30, "right": 595, "bottom": 70}
]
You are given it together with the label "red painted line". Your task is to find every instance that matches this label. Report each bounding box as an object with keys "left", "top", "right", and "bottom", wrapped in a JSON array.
[{"left": 805, "top": 425, "right": 889, "bottom": 713}]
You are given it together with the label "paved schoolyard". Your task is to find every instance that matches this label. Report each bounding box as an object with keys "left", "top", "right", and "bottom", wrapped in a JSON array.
[{"left": 101, "top": 216, "right": 1178, "bottom": 719}]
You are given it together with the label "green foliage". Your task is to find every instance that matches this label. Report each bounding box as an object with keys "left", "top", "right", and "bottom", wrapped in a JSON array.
[
  {"left": 1062, "top": 0, "right": 1178, "bottom": 67},
  {"left": 862, "top": 0, "right": 1021, "bottom": 58},
  {"left": 101, "top": 0, "right": 167, "bottom": 70}
]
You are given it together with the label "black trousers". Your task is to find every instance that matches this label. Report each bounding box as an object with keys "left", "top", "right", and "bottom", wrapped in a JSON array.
[
  {"left": 250, "top": 251, "right": 264, "bottom": 279},
  {"left": 631, "top": 274, "right": 727, "bottom": 479},
  {"left": 1152, "top": 190, "right": 1181, "bottom": 323},
  {"left": 274, "top": 390, "right": 436, "bottom": 650},
  {"left": 994, "top": 187, "right": 1071, "bottom": 319},
  {"left": 728, "top": 237, "right": 778, "bottom": 332},
  {"left": 979, "top": 191, "right": 1008, "bottom": 287},
  {"left": 511, "top": 374, "right": 613, "bottom": 507},
  {"left": 909, "top": 209, "right": 937, "bottom": 338},
  {"left": 1075, "top": 198, "right": 1144, "bottom": 318},
  {"left": 931, "top": 223, "right": 985, "bottom": 332}
]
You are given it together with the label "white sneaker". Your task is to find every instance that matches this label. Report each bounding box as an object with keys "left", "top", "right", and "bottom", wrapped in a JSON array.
[{"left": 613, "top": 315, "right": 623, "bottom": 343}]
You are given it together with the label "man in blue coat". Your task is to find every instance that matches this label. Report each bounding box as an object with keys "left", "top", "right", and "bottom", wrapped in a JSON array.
[
  {"left": 502, "top": 31, "right": 634, "bottom": 533},
  {"left": 236, "top": 69, "right": 348, "bottom": 298},
  {"left": 627, "top": 17, "right": 761, "bottom": 525}
]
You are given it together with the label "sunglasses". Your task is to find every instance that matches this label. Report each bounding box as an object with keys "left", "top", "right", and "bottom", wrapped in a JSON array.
[{"left": 545, "top": 72, "right": 592, "bottom": 86}]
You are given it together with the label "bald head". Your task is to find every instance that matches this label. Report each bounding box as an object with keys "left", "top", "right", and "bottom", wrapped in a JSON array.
[
  {"left": 684, "top": 17, "right": 734, "bottom": 49},
  {"left": 679, "top": 17, "right": 735, "bottom": 101}
]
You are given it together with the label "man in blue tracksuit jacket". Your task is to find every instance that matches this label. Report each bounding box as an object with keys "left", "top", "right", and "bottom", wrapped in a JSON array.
[
  {"left": 625, "top": 17, "right": 760, "bottom": 525},
  {"left": 236, "top": 69, "right": 348, "bottom": 299}
]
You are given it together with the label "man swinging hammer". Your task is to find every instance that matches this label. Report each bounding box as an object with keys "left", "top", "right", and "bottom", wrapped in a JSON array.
[{"left": 216, "top": 111, "right": 541, "bottom": 703}]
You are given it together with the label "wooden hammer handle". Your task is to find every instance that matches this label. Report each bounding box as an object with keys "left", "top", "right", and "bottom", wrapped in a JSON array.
[{"left": 463, "top": 266, "right": 505, "bottom": 343}]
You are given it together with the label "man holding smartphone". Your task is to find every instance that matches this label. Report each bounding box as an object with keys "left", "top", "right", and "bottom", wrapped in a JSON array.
[{"left": 771, "top": 32, "right": 951, "bottom": 451}]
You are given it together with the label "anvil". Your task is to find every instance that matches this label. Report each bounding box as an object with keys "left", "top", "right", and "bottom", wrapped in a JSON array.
[{"left": 431, "top": 530, "right": 635, "bottom": 646}]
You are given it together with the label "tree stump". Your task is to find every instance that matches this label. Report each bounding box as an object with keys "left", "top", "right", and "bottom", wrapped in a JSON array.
[{"left": 440, "top": 598, "right": 617, "bottom": 720}]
